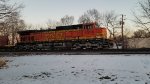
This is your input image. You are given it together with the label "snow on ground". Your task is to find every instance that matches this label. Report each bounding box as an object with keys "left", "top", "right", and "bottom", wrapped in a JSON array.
[{"left": 0, "top": 54, "right": 150, "bottom": 84}]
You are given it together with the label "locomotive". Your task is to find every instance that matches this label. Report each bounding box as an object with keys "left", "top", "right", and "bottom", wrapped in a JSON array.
[{"left": 16, "top": 23, "right": 113, "bottom": 50}]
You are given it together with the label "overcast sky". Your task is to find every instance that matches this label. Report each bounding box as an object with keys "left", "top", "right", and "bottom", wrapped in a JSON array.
[{"left": 11, "top": 0, "right": 139, "bottom": 28}]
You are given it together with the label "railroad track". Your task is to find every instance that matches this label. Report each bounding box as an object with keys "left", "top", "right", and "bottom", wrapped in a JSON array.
[{"left": 0, "top": 49, "right": 150, "bottom": 56}]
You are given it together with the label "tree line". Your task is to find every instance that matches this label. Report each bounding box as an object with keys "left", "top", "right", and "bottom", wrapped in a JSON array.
[{"left": 0, "top": 0, "right": 150, "bottom": 45}]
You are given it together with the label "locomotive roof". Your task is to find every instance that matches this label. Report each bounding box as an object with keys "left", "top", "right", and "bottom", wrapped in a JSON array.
[
  {"left": 17, "top": 29, "right": 55, "bottom": 35},
  {"left": 18, "top": 23, "right": 95, "bottom": 35},
  {"left": 56, "top": 23, "right": 95, "bottom": 30},
  {"left": 56, "top": 24, "right": 83, "bottom": 30}
]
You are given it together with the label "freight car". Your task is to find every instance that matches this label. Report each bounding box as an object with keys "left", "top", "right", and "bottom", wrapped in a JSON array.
[{"left": 15, "top": 23, "right": 113, "bottom": 50}]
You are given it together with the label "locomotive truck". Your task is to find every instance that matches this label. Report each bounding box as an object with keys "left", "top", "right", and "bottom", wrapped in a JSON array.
[{"left": 16, "top": 23, "right": 113, "bottom": 50}]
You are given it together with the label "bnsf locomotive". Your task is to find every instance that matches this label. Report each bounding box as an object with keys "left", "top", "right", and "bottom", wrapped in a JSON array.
[{"left": 16, "top": 23, "right": 113, "bottom": 50}]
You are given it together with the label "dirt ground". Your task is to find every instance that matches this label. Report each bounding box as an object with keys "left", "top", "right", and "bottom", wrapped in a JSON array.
[
  {"left": 1, "top": 55, "right": 150, "bottom": 84},
  {"left": 0, "top": 58, "right": 6, "bottom": 68}
]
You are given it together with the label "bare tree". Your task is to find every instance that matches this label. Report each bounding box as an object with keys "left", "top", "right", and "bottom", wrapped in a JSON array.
[
  {"left": 61, "top": 15, "right": 74, "bottom": 26},
  {"left": 4, "top": 12, "right": 25, "bottom": 45},
  {"left": 78, "top": 9, "right": 119, "bottom": 35},
  {"left": 0, "top": 0, "right": 23, "bottom": 20},
  {"left": 0, "top": 0, "right": 12, "bottom": 20},
  {"left": 47, "top": 15, "right": 74, "bottom": 28},
  {"left": 78, "top": 9, "right": 102, "bottom": 26},
  {"left": 103, "top": 11, "right": 119, "bottom": 38},
  {"left": 47, "top": 19, "right": 62, "bottom": 29},
  {"left": 25, "top": 24, "right": 37, "bottom": 30},
  {"left": 133, "top": 0, "right": 150, "bottom": 36},
  {"left": 133, "top": 29, "right": 148, "bottom": 38},
  {"left": 78, "top": 14, "right": 90, "bottom": 23},
  {"left": 0, "top": 0, "right": 25, "bottom": 45},
  {"left": 145, "top": 32, "right": 150, "bottom": 37}
]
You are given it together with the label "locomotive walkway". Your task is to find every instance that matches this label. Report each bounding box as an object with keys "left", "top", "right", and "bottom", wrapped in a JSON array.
[{"left": 0, "top": 49, "right": 150, "bottom": 56}]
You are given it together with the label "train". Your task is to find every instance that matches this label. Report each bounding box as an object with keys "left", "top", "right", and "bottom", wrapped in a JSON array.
[{"left": 15, "top": 22, "right": 113, "bottom": 50}]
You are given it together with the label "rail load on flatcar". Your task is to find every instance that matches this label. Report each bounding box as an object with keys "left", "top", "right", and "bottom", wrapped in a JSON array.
[{"left": 16, "top": 23, "right": 113, "bottom": 50}]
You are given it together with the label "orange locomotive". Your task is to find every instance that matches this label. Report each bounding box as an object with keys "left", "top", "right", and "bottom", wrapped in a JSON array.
[{"left": 16, "top": 23, "right": 113, "bottom": 50}]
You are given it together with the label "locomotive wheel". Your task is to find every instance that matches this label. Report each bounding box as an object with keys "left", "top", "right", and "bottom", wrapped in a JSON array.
[
  {"left": 85, "top": 42, "right": 92, "bottom": 49},
  {"left": 72, "top": 43, "right": 81, "bottom": 50},
  {"left": 92, "top": 43, "right": 102, "bottom": 50}
]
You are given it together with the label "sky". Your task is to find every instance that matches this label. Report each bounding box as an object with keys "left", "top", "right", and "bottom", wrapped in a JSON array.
[{"left": 11, "top": 0, "right": 140, "bottom": 28}]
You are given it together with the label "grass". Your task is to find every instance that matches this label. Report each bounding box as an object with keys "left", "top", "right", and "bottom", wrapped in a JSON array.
[{"left": 0, "top": 58, "right": 6, "bottom": 68}]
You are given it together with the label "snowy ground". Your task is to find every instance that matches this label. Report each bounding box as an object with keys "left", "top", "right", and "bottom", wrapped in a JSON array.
[{"left": 0, "top": 54, "right": 150, "bottom": 84}]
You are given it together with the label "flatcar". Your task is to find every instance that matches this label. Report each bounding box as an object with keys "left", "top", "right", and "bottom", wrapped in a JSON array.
[{"left": 16, "top": 23, "right": 113, "bottom": 50}]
